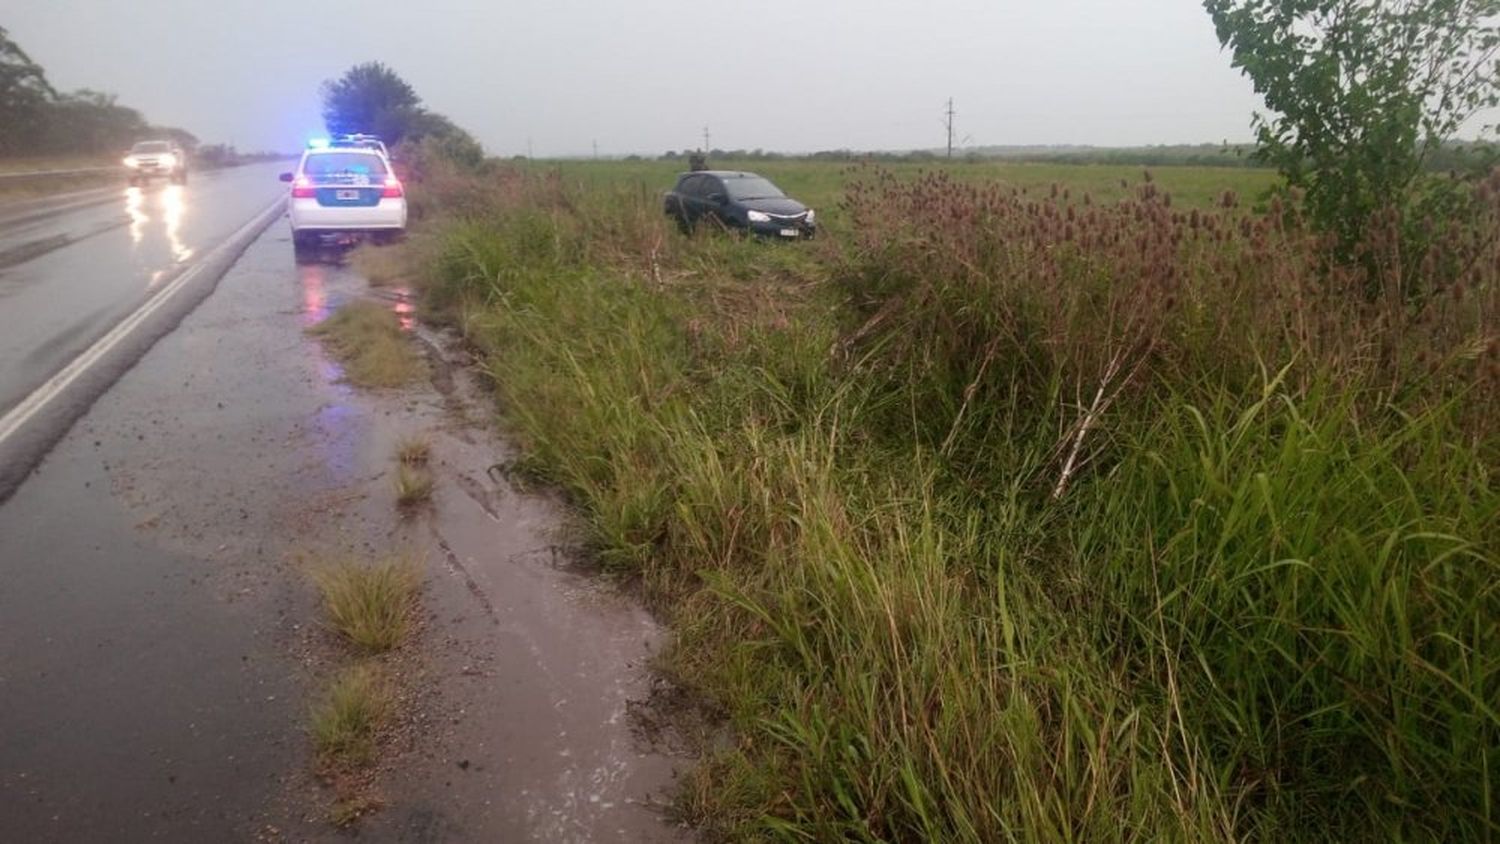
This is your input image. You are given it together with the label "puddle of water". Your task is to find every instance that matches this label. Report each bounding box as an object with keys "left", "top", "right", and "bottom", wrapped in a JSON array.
[
  {"left": 391, "top": 285, "right": 416, "bottom": 331},
  {"left": 428, "top": 449, "right": 682, "bottom": 841}
]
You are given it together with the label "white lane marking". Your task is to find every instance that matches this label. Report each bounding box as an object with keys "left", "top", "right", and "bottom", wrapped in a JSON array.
[{"left": 0, "top": 197, "right": 283, "bottom": 447}]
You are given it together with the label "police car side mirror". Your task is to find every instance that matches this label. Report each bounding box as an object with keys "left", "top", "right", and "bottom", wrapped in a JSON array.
[{"left": 279, "top": 172, "right": 294, "bottom": 182}]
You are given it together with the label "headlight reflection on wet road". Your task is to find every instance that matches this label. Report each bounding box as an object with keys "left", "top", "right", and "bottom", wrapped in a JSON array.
[
  {"left": 161, "top": 185, "right": 192, "bottom": 263},
  {"left": 124, "top": 186, "right": 147, "bottom": 244},
  {"left": 125, "top": 185, "right": 194, "bottom": 269}
]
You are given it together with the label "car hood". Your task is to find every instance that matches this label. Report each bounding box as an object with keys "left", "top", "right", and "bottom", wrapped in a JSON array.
[{"left": 739, "top": 196, "right": 808, "bottom": 215}]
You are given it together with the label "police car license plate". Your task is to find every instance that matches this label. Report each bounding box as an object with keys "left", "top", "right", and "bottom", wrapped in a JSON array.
[
  {"left": 779, "top": 228, "right": 798, "bottom": 237},
  {"left": 336, "top": 189, "right": 360, "bottom": 200}
]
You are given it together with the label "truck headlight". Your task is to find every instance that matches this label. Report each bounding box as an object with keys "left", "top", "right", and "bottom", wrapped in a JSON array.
[
  {"left": 160, "top": 153, "right": 177, "bottom": 168},
  {"left": 805, "top": 209, "right": 816, "bottom": 223},
  {"left": 124, "top": 156, "right": 139, "bottom": 167},
  {"left": 747, "top": 210, "right": 771, "bottom": 222}
]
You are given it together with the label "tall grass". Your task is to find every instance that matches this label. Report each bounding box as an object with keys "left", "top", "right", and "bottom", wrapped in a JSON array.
[{"left": 403, "top": 151, "right": 1497, "bottom": 840}]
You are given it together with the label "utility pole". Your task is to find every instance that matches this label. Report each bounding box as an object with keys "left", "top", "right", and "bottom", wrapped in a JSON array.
[
  {"left": 703, "top": 125, "right": 711, "bottom": 152},
  {"left": 945, "top": 98, "right": 956, "bottom": 159},
  {"left": 527, "top": 137, "right": 533, "bottom": 159},
  {"left": 592, "top": 139, "right": 598, "bottom": 160}
]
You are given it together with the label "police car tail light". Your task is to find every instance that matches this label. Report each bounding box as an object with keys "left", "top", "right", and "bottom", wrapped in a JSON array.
[
  {"left": 291, "top": 176, "right": 316, "bottom": 198},
  {"left": 381, "top": 177, "right": 404, "bottom": 198}
]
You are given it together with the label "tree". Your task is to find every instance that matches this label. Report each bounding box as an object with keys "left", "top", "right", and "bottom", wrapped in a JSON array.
[
  {"left": 320, "top": 62, "right": 422, "bottom": 144},
  {"left": 1204, "top": 0, "right": 1500, "bottom": 253},
  {"left": 320, "top": 62, "right": 483, "bottom": 164},
  {"left": 45, "top": 89, "right": 149, "bottom": 154},
  {"left": 0, "top": 25, "right": 56, "bottom": 154}
]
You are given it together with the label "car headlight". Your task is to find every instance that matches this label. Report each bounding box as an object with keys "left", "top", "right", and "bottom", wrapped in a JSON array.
[
  {"left": 747, "top": 210, "right": 771, "bottom": 222},
  {"left": 805, "top": 209, "right": 816, "bottom": 223},
  {"left": 160, "top": 153, "right": 177, "bottom": 168},
  {"left": 123, "top": 156, "right": 139, "bottom": 167}
]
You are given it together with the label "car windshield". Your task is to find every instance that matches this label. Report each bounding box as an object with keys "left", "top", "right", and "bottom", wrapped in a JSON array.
[
  {"left": 301, "top": 152, "right": 388, "bottom": 180},
  {"left": 723, "top": 176, "right": 785, "bottom": 200},
  {"left": 131, "top": 142, "right": 170, "bottom": 153}
]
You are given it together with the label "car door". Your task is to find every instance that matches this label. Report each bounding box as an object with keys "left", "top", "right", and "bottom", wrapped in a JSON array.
[
  {"left": 682, "top": 175, "right": 710, "bottom": 222},
  {"left": 673, "top": 175, "right": 700, "bottom": 219},
  {"left": 696, "top": 176, "right": 726, "bottom": 224}
]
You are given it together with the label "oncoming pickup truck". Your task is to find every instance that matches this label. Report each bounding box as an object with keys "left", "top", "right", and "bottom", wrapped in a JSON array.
[{"left": 124, "top": 140, "right": 188, "bottom": 185}]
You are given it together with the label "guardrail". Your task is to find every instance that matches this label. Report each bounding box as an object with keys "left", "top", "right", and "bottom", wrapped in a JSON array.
[{"left": 0, "top": 166, "right": 124, "bottom": 184}]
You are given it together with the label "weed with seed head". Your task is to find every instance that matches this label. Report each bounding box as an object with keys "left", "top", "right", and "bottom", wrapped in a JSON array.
[{"left": 312, "top": 556, "right": 419, "bottom": 652}]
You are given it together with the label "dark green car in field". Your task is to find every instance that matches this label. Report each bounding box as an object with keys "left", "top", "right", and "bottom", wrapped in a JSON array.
[{"left": 664, "top": 170, "right": 816, "bottom": 238}]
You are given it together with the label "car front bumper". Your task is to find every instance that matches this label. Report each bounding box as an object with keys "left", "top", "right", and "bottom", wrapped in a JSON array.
[
  {"left": 129, "top": 162, "right": 182, "bottom": 176},
  {"left": 747, "top": 220, "right": 816, "bottom": 239}
]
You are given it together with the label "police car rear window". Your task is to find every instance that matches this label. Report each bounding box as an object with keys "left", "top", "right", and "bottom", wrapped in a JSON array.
[{"left": 302, "top": 153, "right": 387, "bottom": 178}]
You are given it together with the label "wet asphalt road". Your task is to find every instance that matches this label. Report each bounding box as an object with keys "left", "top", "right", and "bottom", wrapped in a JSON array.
[
  {"left": 0, "top": 169, "right": 310, "bottom": 840},
  {"left": 0, "top": 168, "right": 683, "bottom": 841},
  {"left": 0, "top": 164, "right": 286, "bottom": 421}
]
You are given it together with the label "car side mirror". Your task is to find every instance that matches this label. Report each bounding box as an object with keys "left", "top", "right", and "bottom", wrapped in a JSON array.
[
  {"left": 707, "top": 192, "right": 726, "bottom": 204},
  {"left": 279, "top": 172, "right": 294, "bottom": 182}
]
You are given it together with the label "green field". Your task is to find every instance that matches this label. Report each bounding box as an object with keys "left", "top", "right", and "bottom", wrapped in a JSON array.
[
  {"left": 543, "top": 158, "right": 1279, "bottom": 223},
  {"left": 391, "top": 151, "right": 1496, "bottom": 842}
]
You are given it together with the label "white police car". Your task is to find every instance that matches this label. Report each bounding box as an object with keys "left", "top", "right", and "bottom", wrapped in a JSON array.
[
  {"left": 331, "top": 133, "right": 390, "bottom": 159},
  {"left": 280, "top": 140, "right": 406, "bottom": 251}
]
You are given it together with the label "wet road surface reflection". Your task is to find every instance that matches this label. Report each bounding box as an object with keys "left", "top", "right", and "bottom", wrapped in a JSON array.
[
  {"left": 0, "top": 162, "right": 286, "bottom": 422},
  {"left": 123, "top": 183, "right": 194, "bottom": 272},
  {"left": 300, "top": 263, "right": 329, "bottom": 326},
  {"left": 161, "top": 184, "right": 191, "bottom": 263},
  {"left": 124, "top": 186, "right": 147, "bottom": 244},
  {"left": 391, "top": 285, "right": 415, "bottom": 330}
]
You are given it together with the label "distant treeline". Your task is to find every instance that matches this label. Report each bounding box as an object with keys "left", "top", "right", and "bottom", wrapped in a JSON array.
[
  {"left": 1, "top": 26, "right": 196, "bottom": 158},
  {"left": 638, "top": 141, "right": 1496, "bottom": 170}
]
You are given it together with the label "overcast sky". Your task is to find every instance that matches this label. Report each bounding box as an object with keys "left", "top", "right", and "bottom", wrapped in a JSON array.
[{"left": 10, "top": 1, "right": 1290, "bottom": 156}]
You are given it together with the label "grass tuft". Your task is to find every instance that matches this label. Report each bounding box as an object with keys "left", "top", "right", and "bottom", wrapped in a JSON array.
[
  {"left": 396, "top": 436, "right": 431, "bottom": 466},
  {"left": 312, "top": 556, "right": 420, "bottom": 652},
  {"left": 394, "top": 464, "right": 434, "bottom": 507},
  {"left": 329, "top": 794, "right": 385, "bottom": 827},
  {"left": 310, "top": 664, "right": 390, "bottom": 766},
  {"left": 308, "top": 300, "right": 423, "bottom": 388}
]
